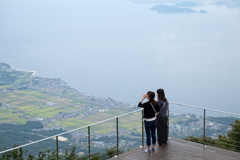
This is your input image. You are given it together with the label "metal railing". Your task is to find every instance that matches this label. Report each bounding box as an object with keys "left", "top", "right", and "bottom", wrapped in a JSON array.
[
  {"left": 1, "top": 102, "right": 240, "bottom": 159},
  {"left": 0, "top": 108, "right": 144, "bottom": 159},
  {"left": 169, "top": 102, "right": 240, "bottom": 149}
]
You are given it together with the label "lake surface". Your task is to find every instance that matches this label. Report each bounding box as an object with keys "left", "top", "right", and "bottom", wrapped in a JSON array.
[{"left": 1, "top": 0, "right": 240, "bottom": 115}]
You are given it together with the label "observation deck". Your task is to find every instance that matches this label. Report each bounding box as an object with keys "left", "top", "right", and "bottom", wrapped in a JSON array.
[{"left": 109, "top": 137, "right": 240, "bottom": 160}]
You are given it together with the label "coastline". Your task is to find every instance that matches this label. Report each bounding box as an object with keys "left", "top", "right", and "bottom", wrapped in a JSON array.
[{"left": 9, "top": 64, "right": 37, "bottom": 76}]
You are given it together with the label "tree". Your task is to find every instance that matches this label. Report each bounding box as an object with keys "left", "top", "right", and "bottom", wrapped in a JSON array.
[
  {"left": 218, "top": 120, "right": 240, "bottom": 151},
  {"left": 0, "top": 145, "right": 27, "bottom": 160},
  {"left": 105, "top": 146, "right": 123, "bottom": 159},
  {"left": 185, "top": 120, "right": 240, "bottom": 152}
]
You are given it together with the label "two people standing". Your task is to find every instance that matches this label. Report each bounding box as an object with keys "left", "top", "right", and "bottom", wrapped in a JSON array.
[{"left": 138, "top": 89, "right": 169, "bottom": 153}]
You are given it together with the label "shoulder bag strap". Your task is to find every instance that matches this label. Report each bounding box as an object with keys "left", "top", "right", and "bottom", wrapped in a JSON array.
[
  {"left": 159, "top": 102, "right": 165, "bottom": 112},
  {"left": 150, "top": 102, "right": 156, "bottom": 113}
]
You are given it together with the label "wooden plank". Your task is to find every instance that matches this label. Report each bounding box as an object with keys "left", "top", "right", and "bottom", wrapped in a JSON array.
[{"left": 109, "top": 137, "right": 240, "bottom": 160}]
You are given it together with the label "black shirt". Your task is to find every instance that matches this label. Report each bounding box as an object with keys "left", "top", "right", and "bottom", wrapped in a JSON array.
[{"left": 138, "top": 101, "right": 159, "bottom": 119}]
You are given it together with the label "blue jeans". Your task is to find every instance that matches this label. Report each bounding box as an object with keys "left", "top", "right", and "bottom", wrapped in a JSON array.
[{"left": 144, "top": 120, "right": 157, "bottom": 147}]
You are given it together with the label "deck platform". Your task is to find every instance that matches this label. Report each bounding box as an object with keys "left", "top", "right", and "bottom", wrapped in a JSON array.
[{"left": 109, "top": 137, "right": 240, "bottom": 160}]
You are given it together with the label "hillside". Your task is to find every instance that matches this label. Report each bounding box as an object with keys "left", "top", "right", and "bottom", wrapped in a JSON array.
[
  {"left": 0, "top": 62, "right": 140, "bottom": 154},
  {"left": 1, "top": 62, "right": 239, "bottom": 156},
  {"left": 0, "top": 62, "right": 134, "bottom": 128}
]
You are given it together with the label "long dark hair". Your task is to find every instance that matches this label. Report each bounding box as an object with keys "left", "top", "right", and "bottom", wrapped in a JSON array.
[
  {"left": 156, "top": 88, "right": 167, "bottom": 102},
  {"left": 147, "top": 91, "right": 157, "bottom": 105}
]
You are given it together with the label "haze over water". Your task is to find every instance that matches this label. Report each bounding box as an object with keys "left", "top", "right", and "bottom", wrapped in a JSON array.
[{"left": 1, "top": 0, "right": 240, "bottom": 115}]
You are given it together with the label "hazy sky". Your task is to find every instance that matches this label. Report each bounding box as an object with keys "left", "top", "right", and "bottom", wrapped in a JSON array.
[{"left": 1, "top": 0, "right": 240, "bottom": 115}]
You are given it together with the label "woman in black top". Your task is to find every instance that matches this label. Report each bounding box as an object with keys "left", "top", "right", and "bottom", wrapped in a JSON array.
[
  {"left": 138, "top": 91, "right": 159, "bottom": 153},
  {"left": 156, "top": 88, "right": 169, "bottom": 145}
]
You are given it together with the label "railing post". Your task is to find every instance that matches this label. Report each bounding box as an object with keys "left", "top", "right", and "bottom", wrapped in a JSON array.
[
  {"left": 20, "top": 147, "right": 23, "bottom": 159},
  {"left": 168, "top": 108, "right": 170, "bottom": 140},
  {"left": 88, "top": 126, "right": 91, "bottom": 159},
  {"left": 203, "top": 109, "right": 206, "bottom": 148},
  {"left": 116, "top": 117, "right": 119, "bottom": 157},
  {"left": 56, "top": 136, "right": 59, "bottom": 160},
  {"left": 141, "top": 109, "right": 144, "bottom": 148}
]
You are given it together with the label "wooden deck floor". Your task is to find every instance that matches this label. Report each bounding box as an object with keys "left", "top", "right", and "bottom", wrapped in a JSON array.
[{"left": 109, "top": 137, "right": 240, "bottom": 160}]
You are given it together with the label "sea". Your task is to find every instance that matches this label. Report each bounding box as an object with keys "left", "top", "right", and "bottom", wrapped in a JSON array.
[{"left": 1, "top": 0, "right": 240, "bottom": 117}]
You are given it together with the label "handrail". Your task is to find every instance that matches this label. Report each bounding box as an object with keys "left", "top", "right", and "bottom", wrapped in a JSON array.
[
  {"left": 169, "top": 101, "right": 240, "bottom": 149},
  {"left": 169, "top": 101, "right": 240, "bottom": 116},
  {"left": 0, "top": 108, "right": 143, "bottom": 154},
  {"left": 1, "top": 102, "right": 240, "bottom": 156}
]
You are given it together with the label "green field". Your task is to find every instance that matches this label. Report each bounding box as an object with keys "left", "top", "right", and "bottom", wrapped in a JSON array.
[
  {"left": 0, "top": 109, "right": 28, "bottom": 124},
  {"left": 0, "top": 89, "right": 86, "bottom": 122},
  {"left": 0, "top": 88, "right": 137, "bottom": 134},
  {"left": 0, "top": 85, "right": 14, "bottom": 90}
]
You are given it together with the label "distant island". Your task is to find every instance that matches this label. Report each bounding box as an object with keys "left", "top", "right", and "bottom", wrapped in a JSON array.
[
  {"left": 151, "top": 4, "right": 208, "bottom": 14},
  {"left": 127, "top": 0, "right": 240, "bottom": 8}
]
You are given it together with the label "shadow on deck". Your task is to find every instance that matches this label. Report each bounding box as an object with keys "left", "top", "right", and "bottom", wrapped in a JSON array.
[{"left": 109, "top": 137, "right": 240, "bottom": 160}]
